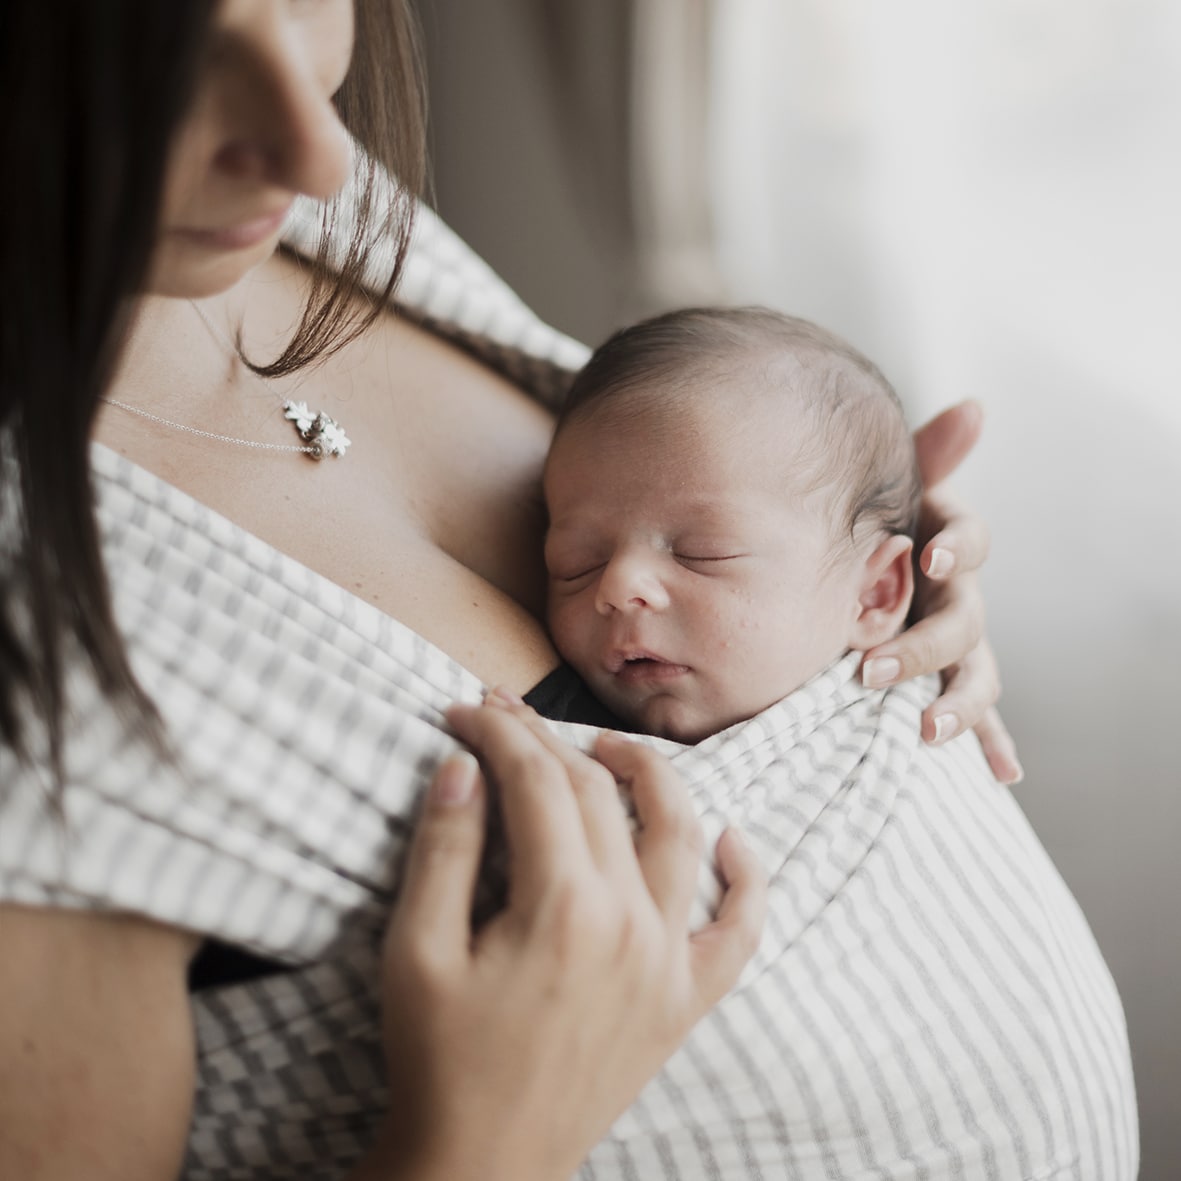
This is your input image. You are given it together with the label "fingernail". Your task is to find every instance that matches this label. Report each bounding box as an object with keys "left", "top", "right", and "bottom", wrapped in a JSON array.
[
  {"left": 486, "top": 685, "right": 524, "bottom": 707},
  {"left": 597, "top": 730, "right": 634, "bottom": 747},
  {"left": 932, "top": 712, "right": 959, "bottom": 744},
  {"left": 862, "top": 656, "right": 901, "bottom": 688},
  {"left": 1000, "top": 754, "right": 1025, "bottom": 786},
  {"left": 432, "top": 751, "right": 479, "bottom": 806},
  {"left": 990, "top": 731, "right": 1026, "bottom": 785},
  {"left": 927, "top": 547, "right": 955, "bottom": 579}
]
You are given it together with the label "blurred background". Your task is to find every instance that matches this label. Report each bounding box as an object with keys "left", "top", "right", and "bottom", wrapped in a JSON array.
[{"left": 416, "top": 2, "right": 1181, "bottom": 1174}]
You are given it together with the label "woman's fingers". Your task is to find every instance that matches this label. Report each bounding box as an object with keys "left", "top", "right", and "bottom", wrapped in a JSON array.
[
  {"left": 928, "top": 678, "right": 1024, "bottom": 787},
  {"left": 482, "top": 690, "right": 643, "bottom": 876},
  {"left": 912, "top": 400, "right": 984, "bottom": 487},
  {"left": 904, "top": 404, "right": 1018, "bottom": 781},
  {"left": 863, "top": 572, "right": 985, "bottom": 688},
  {"left": 970, "top": 707, "right": 1024, "bottom": 786},
  {"left": 593, "top": 735, "right": 767, "bottom": 1015},
  {"left": 445, "top": 696, "right": 766, "bottom": 1000},
  {"left": 917, "top": 487, "right": 991, "bottom": 580},
  {"left": 388, "top": 752, "right": 486, "bottom": 969},
  {"left": 445, "top": 701, "right": 588, "bottom": 905},
  {"left": 919, "top": 636, "right": 1000, "bottom": 745},
  {"left": 688, "top": 827, "right": 767, "bottom": 1010},
  {"left": 594, "top": 732, "right": 702, "bottom": 926},
  {"left": 873, "top": 621, "right": 1022, "bottom": 786}
]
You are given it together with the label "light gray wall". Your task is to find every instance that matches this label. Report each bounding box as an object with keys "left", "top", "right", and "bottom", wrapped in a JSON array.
[{"left": 417, "top": 1, "right": 631, "bottom": 344}]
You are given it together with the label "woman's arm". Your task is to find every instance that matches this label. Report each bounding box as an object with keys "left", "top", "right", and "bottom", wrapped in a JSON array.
[
  {"left": 0, "top": 907, "right": 199, "bottom": 1181},
  {"left": 862, "top": 401, "right": 1023, "bottom": 784}
]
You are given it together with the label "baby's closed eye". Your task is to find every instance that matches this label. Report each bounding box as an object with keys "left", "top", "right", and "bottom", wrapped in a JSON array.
[
  {"left": 550, "top": 562, "right": 605, "bottom": 584},
  {"left": 673, "top": 544, "right": 749, "bottom": 571},
  {"left": 544, "top": 541, "right": 606, "bottom": 584},
  {"left": 544, "top": 531, "right": 601, "bottom": 583}
]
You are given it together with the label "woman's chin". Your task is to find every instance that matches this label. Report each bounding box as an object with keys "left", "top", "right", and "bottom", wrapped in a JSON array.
[{"left": 143, "top": 233, "right": 282, "bottom": 299}]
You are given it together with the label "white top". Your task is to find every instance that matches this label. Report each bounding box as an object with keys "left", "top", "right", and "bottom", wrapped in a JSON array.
[{"left": 0, "top": 178, "right": 1137, "bottom": 1179}]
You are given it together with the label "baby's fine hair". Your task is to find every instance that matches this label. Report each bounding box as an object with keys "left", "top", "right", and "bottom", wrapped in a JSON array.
[{"left": 560, "top": 306, "right": 923, "bottom": 544}]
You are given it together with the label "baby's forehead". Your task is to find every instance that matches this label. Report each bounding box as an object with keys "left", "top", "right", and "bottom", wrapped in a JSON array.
[
  {"left": 571, "top": 348, "right": 812, "bottom": 426},
  {"left": 616, "top": 357, "right": 836, "bottom": 462},
  {"left": 558, "top": 388, "right": 849, "bottom": 528}
]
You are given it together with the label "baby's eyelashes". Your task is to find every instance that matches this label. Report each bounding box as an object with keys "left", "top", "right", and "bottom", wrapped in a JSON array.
[
  {"left": 546, "top": 552, "right": 748, "bottom": 583},
  {"left": 551, "top": 564, "right": 605, "bottom": 585},
  {"left": 543, "top": 529, "right": 604, "bottom": 584},
  {"left": 544, "top": 545, "right": 607, "bottom": 584},
  {"left": 674, "top": 552, "right": 746, "bottom": 571}
]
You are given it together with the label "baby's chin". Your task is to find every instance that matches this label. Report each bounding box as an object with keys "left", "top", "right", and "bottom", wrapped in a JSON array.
[
  {"left": 622, "top": 694, "right": 727, "bottom": 746},
  {"left": 589, "top": 673, "right": 757, "bottom": 744}
]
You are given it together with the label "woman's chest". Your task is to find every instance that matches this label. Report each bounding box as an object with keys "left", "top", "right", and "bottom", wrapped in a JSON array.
[
  {"left": 101, "top": 295, "right": 561, "bottom": 690},
  {"left": 270, "top": 315, "right": 561, "bottom": 685}
]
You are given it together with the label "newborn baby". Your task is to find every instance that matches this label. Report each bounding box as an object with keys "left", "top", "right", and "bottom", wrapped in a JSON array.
[
  {"left": 528, "top": 307, "right": 1136, "bottom": 1177},
  {"left": 542, "top": 305, "right": 921, "bottom": 742}
]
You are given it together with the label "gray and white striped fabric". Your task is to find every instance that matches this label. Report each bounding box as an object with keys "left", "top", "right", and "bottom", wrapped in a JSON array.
[
  {"left": 579, "top": 657, "right": 1139, "bottom": 1179},
  {"left": 0, "top": 178, "right": 1136, "bottom": 1178}
]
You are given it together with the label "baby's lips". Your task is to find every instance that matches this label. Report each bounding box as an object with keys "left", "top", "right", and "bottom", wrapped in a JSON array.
[
  {"left": 605, "top": 645, "right": 667, "bottom": 674},
  {"left": 612, "top": 654, "right": 691, "bottom": 686}
]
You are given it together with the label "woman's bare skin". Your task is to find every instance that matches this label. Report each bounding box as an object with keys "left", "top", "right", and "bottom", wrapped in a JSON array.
[{"left": 98, "top": 249, "right": 562, "bottom": 691}]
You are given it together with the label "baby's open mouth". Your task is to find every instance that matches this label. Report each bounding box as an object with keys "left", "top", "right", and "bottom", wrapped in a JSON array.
[
  {"left": 607, "top": 648, "right": 664, "bottom": 673},
  {"left": 610, "top": 651, "right": 690, "bottom": 682}
]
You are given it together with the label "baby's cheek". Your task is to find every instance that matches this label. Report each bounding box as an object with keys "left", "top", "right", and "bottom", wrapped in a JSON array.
[
  {"left": 726, "top": 625, "right": 802, "bottom": 711},
  {"left": 548, "top": 597, "right": 592, "bottom": 666}
]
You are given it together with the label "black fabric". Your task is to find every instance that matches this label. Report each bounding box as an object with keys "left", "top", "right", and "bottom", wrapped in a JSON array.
[
  {"left": 188, "top": 940, "right": 289, "bottom": 992},
  {"left": 523, "top": 662, "right": 636, "bottom": 730}
]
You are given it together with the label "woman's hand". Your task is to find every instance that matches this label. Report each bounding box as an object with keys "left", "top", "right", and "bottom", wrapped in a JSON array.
[
  {"left": 861, "top": 401, "right": 1024, "bottom": 785},
  {"left": 367, "top": 693, "right": 766, "bottom": 1181}
]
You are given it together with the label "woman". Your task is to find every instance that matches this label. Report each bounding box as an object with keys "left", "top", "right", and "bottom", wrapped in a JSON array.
[{"left": 0, "top": 2, "right": 1020, "bottom": 1178}]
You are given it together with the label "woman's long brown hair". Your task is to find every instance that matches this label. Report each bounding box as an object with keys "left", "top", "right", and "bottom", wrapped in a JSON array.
[{"left": 0, "top": 1, "right": 428, "bottom": 787}]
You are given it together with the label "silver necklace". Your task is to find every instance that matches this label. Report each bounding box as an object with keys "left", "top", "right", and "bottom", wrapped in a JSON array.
[{"left": 100, "top": 301, "right": 350, "bottom": 461}]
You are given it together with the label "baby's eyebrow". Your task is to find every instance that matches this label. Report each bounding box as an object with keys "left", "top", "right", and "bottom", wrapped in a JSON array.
[
  {"left": 672, "top": 499, "right": 743, "bottom": 526},
  {"left": 543, "top": 522, "right": 600, "bottom": 554}
]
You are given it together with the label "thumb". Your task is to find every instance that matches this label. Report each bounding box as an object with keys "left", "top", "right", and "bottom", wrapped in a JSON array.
[
  {"left": 913, "top": 400, "right": 983, "bottom": 487},
  {"left": 689, "top": 827, "right": 767, "bottom": 1010},
  {"left": 389, "top": 751, "right": 486, "bottom": 961}
]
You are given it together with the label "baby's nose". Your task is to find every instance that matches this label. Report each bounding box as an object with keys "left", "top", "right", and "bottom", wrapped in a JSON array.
[{"left": 594, "top": 553, "right": 670, "bottom": 614}]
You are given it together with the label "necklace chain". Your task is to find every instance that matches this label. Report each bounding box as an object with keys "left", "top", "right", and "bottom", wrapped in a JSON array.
[
  {"left": 99, "top": 300, "right": 350, "bottom": 461},
  {"left": 100, "top": 397, "right": 322, "bottom": 455}
]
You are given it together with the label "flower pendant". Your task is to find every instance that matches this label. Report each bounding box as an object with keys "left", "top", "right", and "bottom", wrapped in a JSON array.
[{"left": 284, "top": 401, "right": 350, "bottom": 460}]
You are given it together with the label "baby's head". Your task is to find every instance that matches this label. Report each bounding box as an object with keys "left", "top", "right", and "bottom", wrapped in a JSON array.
[{"left": 542, "top": 306, "right": 922, "bottom": 743}]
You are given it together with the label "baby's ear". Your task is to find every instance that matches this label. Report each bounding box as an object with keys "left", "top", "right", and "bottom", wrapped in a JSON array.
[{"left": 848, "top": 534, "right": 915, "bottom": 650}]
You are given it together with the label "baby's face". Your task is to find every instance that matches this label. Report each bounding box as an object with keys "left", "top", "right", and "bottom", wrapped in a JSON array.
[{"left": 544, "top": 399, "right": 866, "bottom": 743}]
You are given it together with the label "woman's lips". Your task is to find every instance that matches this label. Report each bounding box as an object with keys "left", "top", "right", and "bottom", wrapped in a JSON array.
[{"left": 173, "top": 206, "right": 292, "bottom": 251}]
